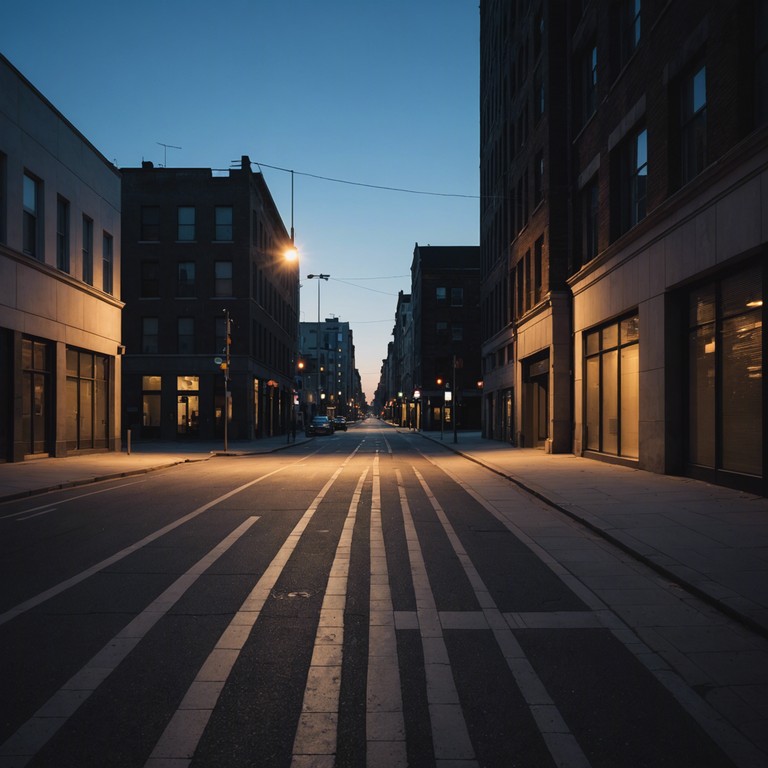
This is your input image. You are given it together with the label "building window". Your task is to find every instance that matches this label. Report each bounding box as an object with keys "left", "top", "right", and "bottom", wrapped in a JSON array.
[
  {"left": 177, "top": 206, "right": 195, "bottom": 241},
  {"left": 534, "top": 237, "right": 543, "bottom": 304},
  {"left": 142, "top": 375, "right": 162, "bottom": 433},
  {"left": 585, "top": 313, "right": 639, "bottom": 458},
  {"left": 534, "top": 67, "right": 544, "bottom": 123},
  {"left": 580, "top": 45, "right": 597, "bottom": 126},
  {"left": 680, "top": 65, "right": 706, "bottom": 186},
  {"left": 56, "top": 196, "right": 70, "bottom": 272},
  {"left": 687, "top": 261, "right": 763, "bottom": 481},
  {"left": 215, "top": 316, "right": 227, "bottom": 355},
  {"left": 21, "top": 338, "right": 50, "bottom": 454},
  {"left": 215, "top": 206, "right": 233, "bottom": 241},
  {"left": 534, "top": 151, "right": 544, "bottom": 205},
  {"left": 65, "top": 348, "right": 109, "bottom": 450},
  {"left": 102, "top": 232, "right": 113, "bottom": 294},
  {"left": 215, "top": 261, "right": 233, "bottom": 296},
  {"left": 177, "top": 261, "right": 196, "bottom": 297},
  {"left": 580, "top": 177, "right": 599, "bottom": 266},
  {"left": 436, "top": 287, "right": 447, "bottom": 304},
  {"left": 142, "top": 317, "right": 159, "bottom": 353},
  {"left": 178, "top": 317, "right": 195, "bottom": 354},
  {"left": 436, "top": 321, "right": 448, "bottom": 338},
  {"left": 141, "top": 261, "right": 160, "bottom": 298},
  {"left": 516, "top": 260, "right": 524, "bottom": 317},
  {"left": 82, "top": 216, "right": 93, "bottom": 285},
  {"left": 618, "top": 0, "right": 641, "bottom": 69},
  {"left": 619, "top": 127, "right": 647, "bottom": 235},
  {"left": 23, "top": 173, "right": 39, "bottom": 258},
  {"left": 451, "top": 323, "right": 464, "bottom": 342},
  {"left": 451, "top": 287, "right": 464, "bottom": 306},
  {"left": 140, "top": 206, "right": 160, "bottom": 241},
  {"left": 177, "top": 376, "right": 200, "bottom": 436}
]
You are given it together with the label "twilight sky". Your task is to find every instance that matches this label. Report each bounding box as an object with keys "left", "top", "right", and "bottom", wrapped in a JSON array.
[{"left": 1, "top": 0, "right": 480, "bottom": 402}]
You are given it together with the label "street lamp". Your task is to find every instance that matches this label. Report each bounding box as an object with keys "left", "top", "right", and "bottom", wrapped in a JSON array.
[{"left": 307, "top": 273, "right": 329, "bottom": 413}]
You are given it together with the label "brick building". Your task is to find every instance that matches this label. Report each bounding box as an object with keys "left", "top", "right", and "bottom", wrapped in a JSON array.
[
  {"left": 480, "top": 0, "right": 767, "bottom": 495},
  {"left": 120, "top": 156, "right": 298, "bottom": 442}
]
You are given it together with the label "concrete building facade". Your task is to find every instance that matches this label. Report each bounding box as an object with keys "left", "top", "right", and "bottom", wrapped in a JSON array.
[{"left": 0, "top": 54, "right": 123, "bottom": 461}]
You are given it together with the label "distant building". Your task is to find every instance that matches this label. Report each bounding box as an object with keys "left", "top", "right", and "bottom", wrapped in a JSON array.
[
  {"left": 0, "top": 54, "right": 123, "bottom": 461},
  {"left": 120, "top": 156, "right": 298, "bottom": 442},
  {"left": 299, "top": 317, "right": 363, "bottom": 421},
  {"left": 410, "top": 244, "right": 482, "bottom": 432},
  {"left": 480, "top": 0, "right": 767, "bottom": 495}
]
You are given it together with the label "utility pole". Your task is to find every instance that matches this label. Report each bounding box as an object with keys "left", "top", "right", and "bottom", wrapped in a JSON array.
[{"left": 224, "top": 309, "right": 231, "bottom": 452}]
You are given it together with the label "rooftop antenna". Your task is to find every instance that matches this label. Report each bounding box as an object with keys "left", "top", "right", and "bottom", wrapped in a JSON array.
[{"left": 157, "top": 142, "right": 182, "bottom": 167}]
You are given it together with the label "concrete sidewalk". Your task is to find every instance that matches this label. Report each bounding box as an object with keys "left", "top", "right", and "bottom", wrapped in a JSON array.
[{"left": 1, "top": 427, "right": 766, "bottom": 640}]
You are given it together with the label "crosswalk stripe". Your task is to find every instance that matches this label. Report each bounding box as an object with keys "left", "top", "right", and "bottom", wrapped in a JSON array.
[{"left": 0, "top": 516, "right": 260, "bottom": 767}]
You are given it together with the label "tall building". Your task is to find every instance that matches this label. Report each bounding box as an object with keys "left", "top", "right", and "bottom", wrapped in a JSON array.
[
  {"left": 480, "top": 0, "right": 767, "bottom": 495},
  {"left": 0, "top": 54, "right": 123, "bottom": 461},
  {"left": 299, "top": 317, "right": 362, "bottom": 421},
  {"left": 120, "top": 156, "right": 298, "bottom": 442},
  {"left": 410, "top": 244, "right": 483, "bottom": 432},
  {"left": 480, "top": 0, "right": 570, "bottom": 450}
]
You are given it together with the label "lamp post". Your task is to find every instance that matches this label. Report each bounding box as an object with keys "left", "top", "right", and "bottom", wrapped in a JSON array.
[{"left": 306, "top": 273, "right": 329, "bottom": 414}]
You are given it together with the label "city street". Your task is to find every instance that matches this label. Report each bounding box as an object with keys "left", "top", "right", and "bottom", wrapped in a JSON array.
[{"left": 0, "top": 421, "right": 765, "bottom": 767}]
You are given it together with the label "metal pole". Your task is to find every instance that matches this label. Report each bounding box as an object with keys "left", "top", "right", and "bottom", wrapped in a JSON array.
[
  {"left": 453, "top": 355, "right": 458, "bottom": 444},
  {"left": 224, "top": 309, "right": 230, "bottom": 453}
]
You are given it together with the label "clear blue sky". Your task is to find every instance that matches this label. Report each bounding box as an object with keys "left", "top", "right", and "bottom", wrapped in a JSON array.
[{"left": 1, "top": 0, "right": 480, "bottom": 402}]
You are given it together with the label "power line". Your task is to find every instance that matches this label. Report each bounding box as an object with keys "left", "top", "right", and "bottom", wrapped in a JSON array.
[{"left": 253, "top": 160, "right": 481, "bottom": 199}]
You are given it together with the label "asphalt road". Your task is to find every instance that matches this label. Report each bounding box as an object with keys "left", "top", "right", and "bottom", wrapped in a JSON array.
[{"left": 0, "top": 422, "right": 762, "bottom": 767}]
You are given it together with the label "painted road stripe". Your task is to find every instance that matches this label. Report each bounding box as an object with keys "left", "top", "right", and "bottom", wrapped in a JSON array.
[
  {"left": 0, "top": 516, "right": 260, "bottom": 767},
  {"left": 366, "top": 457, "right": 407, "bottom": 768},
  {"left": 291, "top": 466, "right": 368, "bottom": 767},
  {"left": 398, "top": 469, "right": 478, "bottom": 768},
  {"left": 0, "top": 464, "right": 294, "bottom": 627},
  {"left": 413, "top": 467, "right": 592, "bottom": 768},
  {"left": 146, "top": 446, "right": 361, "bottom": 767}
]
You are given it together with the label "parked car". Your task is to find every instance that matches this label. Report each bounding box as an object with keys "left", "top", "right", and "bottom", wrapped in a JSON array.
[
  {"left": 307, "top": 415, "right": 334, "bottom": 436},
  {"left": 332, "top": 416, "right": 347, "bottom": 431}
]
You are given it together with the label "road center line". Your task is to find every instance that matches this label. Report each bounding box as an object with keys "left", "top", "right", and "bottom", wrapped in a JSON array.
[
  {"left": 0, "top": 463, "right": 293, "bottom": 628},
  {"left": 398, "top": 469, "right": 478, "bottom": 768},
  {"left": 146, "top": 448, "right": 360, "bottom": 767},
  {"left": 0, "top": 516, "right": 260, "bottom": 767},
  {"left": 291, "top": 465, "right": 368, "bottom": 765},
  {"left": 412, "top": 467, "right": 592, "bottom": 768},
  {"left": 366, "top": 457, "right": 407, "bottom": 767}
]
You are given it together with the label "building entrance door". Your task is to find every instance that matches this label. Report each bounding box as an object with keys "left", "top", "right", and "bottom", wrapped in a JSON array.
[{"left": 522, "top": 353, "right": 549, "bottom": 448}]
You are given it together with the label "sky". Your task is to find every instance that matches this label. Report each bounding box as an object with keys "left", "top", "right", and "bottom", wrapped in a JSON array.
[{"left": 0, "top": 0, "right": 480, "bottom": 403}]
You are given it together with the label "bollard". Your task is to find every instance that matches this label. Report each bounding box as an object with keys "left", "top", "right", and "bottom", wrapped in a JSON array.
[{"left": 127, "top": 428, "right": 131, "bottom": 455}]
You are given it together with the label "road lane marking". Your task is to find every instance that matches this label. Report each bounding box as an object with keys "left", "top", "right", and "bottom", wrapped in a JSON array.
[
  {"left": 0, "top": 464, "right": 293, "bottom": 628},
  {"left": 412, "top": 467, "right": 592, "bottom": 768},
  {"left": 15, "top": 507, "right": 57, "bottom": 521},
  {"left": 146, "top": 446, "right": 361, "bottom": 767},
  {"left": 0, "top": 516, "right": 260, "bottom": 767},
  {"left": 0, "top": 481, "right": 145, "bottom": 520},
  {"left": 366, "top": 456, "right": 407, "bottom": 768},
  {"left": 291, "top": 466, "right": 368, "bottom": 766},
  {"left": 397, "top": 469, "right": 478, "bottom": 768}
]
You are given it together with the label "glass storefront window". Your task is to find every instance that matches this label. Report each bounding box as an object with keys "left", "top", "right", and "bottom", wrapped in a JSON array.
[
  {"left": 66, "top": 348, "right": 109, "bottom": 450},
  {"left": 584, "top": 313, "right": 639, "bottom": 458}
]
